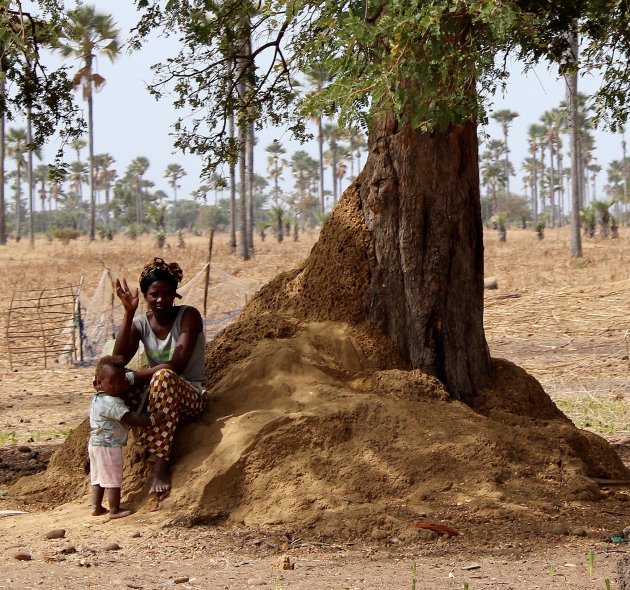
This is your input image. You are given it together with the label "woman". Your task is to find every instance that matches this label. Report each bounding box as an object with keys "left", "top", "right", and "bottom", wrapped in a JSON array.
[{"left": 113, "top": 257, "right": 206, "bottom": 495}]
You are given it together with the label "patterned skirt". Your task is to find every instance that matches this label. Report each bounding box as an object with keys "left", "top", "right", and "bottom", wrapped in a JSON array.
[{"left": 125, "top": 368, "right": 206, "bottom": 460}]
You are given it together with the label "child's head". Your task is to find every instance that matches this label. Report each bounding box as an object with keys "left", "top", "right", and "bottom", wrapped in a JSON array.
[{"left": 94, "top": 355, "right": 128, "bottom": 397}]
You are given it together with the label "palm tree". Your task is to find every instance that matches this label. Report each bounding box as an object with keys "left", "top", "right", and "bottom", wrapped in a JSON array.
[
  {"left": 6, "top": 127, "right": 27, "bottom": 240},
  {"left": 57, "top": 5, "right": 121, "bottom": 241},
  {"left": 304, "top": 66, "right": 331, "bottom": 214},
  {"left": 526, "top": 123, "right": 545, "bottom": 222},
  {"left": 480, "top": 138, "right": 506, "bottom": 216},
  {"left": 346, "top": 128, "right": 367, "bottom": 180},
  {"left": 265, "top": 141, "right": 286, "bottom": 203},
  {"left": 94, "top": 153, "right": 116, "bottom": 233},
  {"left": 323, "top": 123, "right": 344, "bottom": 207},
  {"left": 127, "top": 156, "right": 150, "bottom": 225},
  {"left": 565, "top": 27, "right": 582, "bottom": 257},
  {"left": 491, "top": 109, "right": 519, "bottom": 201},
  {"left": 267, "top": 204, "right": 286, "bottom": 243},
  {"left": 540, "top": 109, "right": 562, "bottom": 227},
  {"left": 164, "top": 163, "right": 187, "bottom": 203},
  {"left": 33, "top": 164, "right": 49, "bottom": 232}
]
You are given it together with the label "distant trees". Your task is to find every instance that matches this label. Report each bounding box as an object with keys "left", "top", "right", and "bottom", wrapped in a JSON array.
[{"left": 57, "top": 4, "right": 121, "bottom": 242}]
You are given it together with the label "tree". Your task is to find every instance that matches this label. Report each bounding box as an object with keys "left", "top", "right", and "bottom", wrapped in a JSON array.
[
  {"left": 133, "top": 1, "right": 630, "bottom": 401},
  {"left": 127, "top": 156, "right": 151, "bottom": 225},
  {"left": 164, "top": 163, "right": 187, "bottom": 203},
  {"left": 6, "top": 127, "right": 28, "bottom": 240},
  {"left": 33, "top": 164, "right": 49, "bottom": 232},
  {"left": 0, "top": 3, "right": 82, "bottom": 245},
  {"left": 491, "top": 110, "right": 518, "bottom": 201},
  {"left": 57, "top": 5, "right": 121, "bottom": 242},
  {"left": 265, "top": 141, "right": 286, "bottom": 204},
  {"left": 480, "top": 138, "right": 506, "bottom": 216},
  {"left": 304, "top": 66, "right": 331, "bottom": 214},
  {"left": 323, "top": 123, "right": 344, "bottom": 208},
  {"left": 94, "top": 153, "right": 116, "bottom": 234}
]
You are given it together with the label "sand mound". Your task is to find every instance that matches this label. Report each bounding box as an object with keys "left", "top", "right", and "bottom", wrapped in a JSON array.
[{"left": 13, "top": 185, "right": 629, "bottom": 539}]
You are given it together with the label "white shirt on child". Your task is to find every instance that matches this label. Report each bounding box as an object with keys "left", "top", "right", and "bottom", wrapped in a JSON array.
[{"left": 88, "top": 392, "right": 130, "bottom": 447}]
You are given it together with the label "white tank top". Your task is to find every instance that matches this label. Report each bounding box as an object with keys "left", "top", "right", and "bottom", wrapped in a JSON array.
[{"left": 133, "top": 305, "right": 206, "bottom": 385}]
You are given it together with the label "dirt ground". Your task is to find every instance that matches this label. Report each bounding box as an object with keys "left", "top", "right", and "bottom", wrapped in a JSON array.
[{"left": 1, "top": 227, "right": 630, "bottom": 589}]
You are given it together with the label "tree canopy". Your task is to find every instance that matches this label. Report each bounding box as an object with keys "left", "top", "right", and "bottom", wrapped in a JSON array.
[
  {"left": 131, "top": 0, "right": 630, "bottom": 171},
  {"left": 0, "top": 1, "right": 82, "bottom": 151}
]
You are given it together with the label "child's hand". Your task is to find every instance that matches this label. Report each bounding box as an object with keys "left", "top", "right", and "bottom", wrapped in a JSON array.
[{"left": 149, "top": 412, "right": 166, "bottom": 427}]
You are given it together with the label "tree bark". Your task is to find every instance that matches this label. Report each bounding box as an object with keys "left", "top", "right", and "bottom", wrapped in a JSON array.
[{"left": 358, "top": 117, "right": 492, "bottom": 401}]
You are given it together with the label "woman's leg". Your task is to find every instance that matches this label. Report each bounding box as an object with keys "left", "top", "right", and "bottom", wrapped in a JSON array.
[{"left": 139, "top": 368, "right": 204, "bottom": 493}]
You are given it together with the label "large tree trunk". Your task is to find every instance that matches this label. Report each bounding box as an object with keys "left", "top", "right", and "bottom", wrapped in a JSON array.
[
  {"left": 250, "top": 118, "right": 492, "bottom": 402},
  {"left": 359, "top": 117, "right": 492, "bottom": 401}
]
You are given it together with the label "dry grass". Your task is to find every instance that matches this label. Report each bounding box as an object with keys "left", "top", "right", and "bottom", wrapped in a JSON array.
[
  {"left": 484, "top": 225, "right": 630, "bottom": 435},
  {"left": 1, "top": 224, "right": 628, "bottom": 436}
]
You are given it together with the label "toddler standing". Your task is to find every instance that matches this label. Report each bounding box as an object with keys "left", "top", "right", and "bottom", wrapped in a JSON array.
[{"left": 89, "top": 355, "right": 162, "bottom": 519}]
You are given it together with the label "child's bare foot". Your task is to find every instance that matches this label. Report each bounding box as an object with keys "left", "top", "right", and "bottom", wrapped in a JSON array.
[
  {"left": 91, "top": 505, "right": 108, "bottom": 516},
  {"left": 108, "top": 509, "right": 132, "bottom": 520}
]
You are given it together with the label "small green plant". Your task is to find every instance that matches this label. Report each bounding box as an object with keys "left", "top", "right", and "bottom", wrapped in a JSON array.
[
  {"left": 556, "top": 396, "right": 630, "bottom": 435},
  {"left": 410, "top": 563, "right": 417, "bottom": 590},
  {"left": 0, "top": 431, "right": 17, "bottom": 444},
  {"left": 571, "top": 258, "right": 590, "bottom": 270},
  {"left": 605, "top": 578, "right": 612, "bottom": 590},
  {"left": 463, "top": 582, "right": 469, "bottom": 590},
  {"left": 274, "top": 577, "right": 282, "bottom": 590},
  {"left": 549, "top": 564, "right": 556, "bottom": 576},
  {"left": 25, "top": 427, "right": 73, "bottom": 443},
  {"left": 588, "top": 549, "right": 595, "bottom": 575}
]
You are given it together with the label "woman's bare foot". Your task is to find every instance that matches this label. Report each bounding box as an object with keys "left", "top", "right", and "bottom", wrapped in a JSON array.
[
  {"left": 91, "top": 505, "right": 108, "bottom": 516},
  {"left": 150, "top": 457, "right": 171, "bottom": 495},
  {"left": 108, "top": 509, "right": 132, "bottom": 520}
]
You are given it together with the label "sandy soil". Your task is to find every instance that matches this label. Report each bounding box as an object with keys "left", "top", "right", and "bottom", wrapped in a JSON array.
[{"left": 1, "top": 226, "right": 630, "bottom": 589}]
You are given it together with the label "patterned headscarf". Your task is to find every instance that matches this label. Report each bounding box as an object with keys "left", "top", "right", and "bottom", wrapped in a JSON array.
[{"left": 139, "top": 257, "right": 184, "bottom": 295}]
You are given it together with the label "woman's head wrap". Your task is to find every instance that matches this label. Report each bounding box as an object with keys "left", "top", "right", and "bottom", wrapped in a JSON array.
[{"left": 139, "top": 257, "right": 183, "bottom": 296}]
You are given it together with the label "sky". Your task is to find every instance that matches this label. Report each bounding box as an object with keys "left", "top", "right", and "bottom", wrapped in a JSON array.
[{"left": 38, "top": 3, "right": 625, "bottom": 206}]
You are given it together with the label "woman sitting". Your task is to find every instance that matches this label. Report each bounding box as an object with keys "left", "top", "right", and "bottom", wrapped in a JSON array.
[{"left": 113, "top": 257, "right": 206, "bottom": 495}]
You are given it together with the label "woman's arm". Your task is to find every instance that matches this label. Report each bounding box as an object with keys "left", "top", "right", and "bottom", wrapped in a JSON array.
[
  {"left": 132, "top": 306, "right": 203, "bottom": 384},
  {"left": 113, "top": 278, "right": 141, "bottom": 364}
]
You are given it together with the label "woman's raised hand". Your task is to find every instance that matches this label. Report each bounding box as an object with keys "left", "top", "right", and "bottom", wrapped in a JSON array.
[{"left": 115, "top": 278, "right": 139, "bottom": 313}]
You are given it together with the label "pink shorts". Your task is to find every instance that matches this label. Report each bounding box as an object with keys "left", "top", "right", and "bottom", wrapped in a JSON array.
[{"left": 88, "top": 444, "right": 124, "bottom": 488}]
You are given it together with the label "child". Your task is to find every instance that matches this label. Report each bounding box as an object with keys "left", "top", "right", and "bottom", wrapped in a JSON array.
[{"left": 89, "top": 354, "right": 162, "bottom": 519}]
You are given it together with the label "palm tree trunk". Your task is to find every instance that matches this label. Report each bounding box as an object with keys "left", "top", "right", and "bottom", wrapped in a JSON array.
[
  {"left": 15, "top": 162, "right": 21, "bottom": 240},
  {"left": 548, "top": 145, "right": 555, "bottom": 228},
  {"left": 0, "top": 65, "right": 5, "bottom": 245},
  {"left": 331, "top": 147, "right": 338, "bottom": 206},
  {"left": 87, "top": 59, "right": 96, "bottom": 241},
  {"left": 502, "top": 126, "right": 510, "bottom": 200},
  {"left": 567, "top": 26, "right": 582, "bottom": 258},
  {"left": 318, "top": 117, "right": 325, "bottom": 214},
  {"left": 27, "top": 109, "right": 34, "bottom": 247},
  {"left": 236, "top": 19, "right": 250, "bottom": 261},
  {"left": 622, "top": 133, "right": 628, "bottom": 226},
  {"left": 229, "top": 111, "right": 237, "bottom": 252},
  {"left": 247, "top": 120, "right": 255, "bottom": 254},
  {"left": 532, "top": 159, "right": 538, "bottom": 222}
]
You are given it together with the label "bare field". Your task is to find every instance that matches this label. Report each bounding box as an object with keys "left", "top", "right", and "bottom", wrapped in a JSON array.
[{"left": 1, "top": 226, "right": 629, "bottom": 590}]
